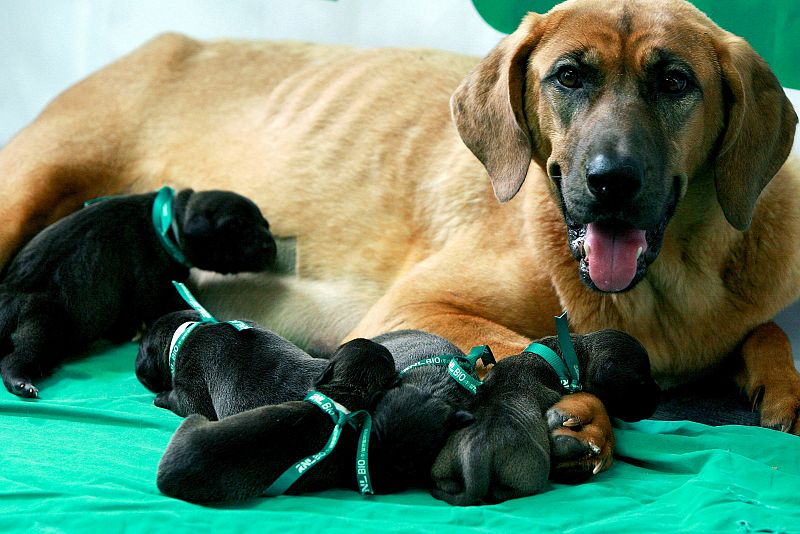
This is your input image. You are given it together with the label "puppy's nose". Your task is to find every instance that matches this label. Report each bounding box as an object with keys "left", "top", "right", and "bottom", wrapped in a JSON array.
[{"left": 586, "top": 154, "right": 643, "bottom": 201}]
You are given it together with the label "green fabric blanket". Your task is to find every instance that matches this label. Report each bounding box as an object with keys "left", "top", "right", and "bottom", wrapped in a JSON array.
[{"left": 2, "top": 343, "right": 799, "bottom": 533}]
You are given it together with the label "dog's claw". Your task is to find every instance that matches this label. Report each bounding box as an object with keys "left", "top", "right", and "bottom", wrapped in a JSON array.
[
  {"left": 562, "top": 417, "right": 582, "bottom": 428},
  {"left": 547, "top": 393, "right": 615, "bottom": 482},
  {"left": 592, "top": 458, "right": 606, "bottom": 475}
]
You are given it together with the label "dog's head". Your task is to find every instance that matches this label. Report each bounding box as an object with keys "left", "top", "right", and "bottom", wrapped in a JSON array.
[
  {"left": 173, "top": 189, "right": 277, "bottom": 274},
  {"left": 313, "top": 338, "right": 399, "bottom": 411},
  {"left": 136, "top": 309, "right": 201, "bottom": 393},
  {"left": 452, "top": 0, "right": 797, "bottom": 293}
]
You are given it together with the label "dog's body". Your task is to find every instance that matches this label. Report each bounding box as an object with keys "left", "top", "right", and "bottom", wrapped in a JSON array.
[
  {"left": 431, "top": 330, "right": 660, "bottom": 506},
  {"left": 0, "top": 190, "right": 274, "bottom": 397},
  {"left": 1, "top": 0, "right": 798, "bottom": 458},
  {"left": 156, "top": 338, "right": 398, "bottom": 502},
  {"left": 136, "top": 310, "right": 327, "bottom": 419}
]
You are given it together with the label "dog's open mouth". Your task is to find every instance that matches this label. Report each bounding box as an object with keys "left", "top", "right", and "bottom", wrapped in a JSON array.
[
  {"left": 568, "top": 221, "right": 651, "bottom": 292},
  {"left": 552, "top": 165, "right": 682, "bottom": 293}
]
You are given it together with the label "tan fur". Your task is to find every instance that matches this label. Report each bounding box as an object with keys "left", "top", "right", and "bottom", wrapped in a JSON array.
[{"left": 0, "top": 0, "right": 798, "bottom": 434}]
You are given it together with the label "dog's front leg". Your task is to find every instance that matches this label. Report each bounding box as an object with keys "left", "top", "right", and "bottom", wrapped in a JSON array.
[
  {"left": 736, "top": 321, "right": 800, "bottom": 434},
  {"left": 345, "top": 298, "right": 533, "bottom": 364},
  {"left": 0, "top": 124, "right": 133, "bottom": 268}
]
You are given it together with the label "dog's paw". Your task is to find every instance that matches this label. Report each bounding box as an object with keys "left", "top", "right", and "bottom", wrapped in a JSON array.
[
  {"left": 750, "top": 378, "right": 800, "bottom": 434},
  {"left": 546, "top": 392, "right": 614, "bottom": 483}
]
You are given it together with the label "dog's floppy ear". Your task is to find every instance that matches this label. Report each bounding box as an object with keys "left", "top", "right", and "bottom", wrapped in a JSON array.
[
  {"left": 713, "top": 35, "right": 797, "bottom": 231},
  {"left": 450, "top": 13, "right": 544, "bottom": 203}
]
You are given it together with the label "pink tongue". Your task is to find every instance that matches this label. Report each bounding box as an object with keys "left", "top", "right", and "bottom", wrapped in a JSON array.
[{"left": 585, "top": 223, "right": 647, "bottom": 292}]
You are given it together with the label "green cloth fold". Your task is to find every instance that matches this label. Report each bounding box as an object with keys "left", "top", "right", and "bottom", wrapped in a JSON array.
[{"left": 1, "top": 343, "right": 798, "bottom": 533}]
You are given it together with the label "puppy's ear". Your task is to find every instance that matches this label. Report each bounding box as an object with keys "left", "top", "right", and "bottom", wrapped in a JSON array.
[
  {"left": 713, "top": 35, "right": 797, "bottom": 231},
  {"left": 450, "top": 12, "right": 545, "bottom": 203},
  {"left": 314, "top": 361, "right": 336, "bottom": 386},
  {"left": 448, "top": 410, "right": 476, "bottom": 431}
]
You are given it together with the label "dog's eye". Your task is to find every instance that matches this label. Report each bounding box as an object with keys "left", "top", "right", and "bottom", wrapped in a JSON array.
[
  {"left": 660, "top": 72, "right": 687, "bottom": 94},
  {"left": 557, "top": 66, "right": 582, "bottom": 89}
]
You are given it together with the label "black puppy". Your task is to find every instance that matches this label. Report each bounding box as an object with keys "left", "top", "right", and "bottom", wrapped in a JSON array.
[
  {"left": 136, "top": 309, "right": 328, "bottom": 420},
  {"left": 430, "top": 329, "right": 660, "bottom": 506},
  {"left": 0, "top": 187, "right": 275, "bottom": 397},
  {"left": 156, "top": 338, "right": 397, "bottom": 503},
  {"left": 366, "top": 330, "right": 481, "bottom": 492}
]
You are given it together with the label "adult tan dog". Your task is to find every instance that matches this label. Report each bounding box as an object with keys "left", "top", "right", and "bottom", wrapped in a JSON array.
[{"left": 0, "top": 0, "right": 798, "bottom": 473}]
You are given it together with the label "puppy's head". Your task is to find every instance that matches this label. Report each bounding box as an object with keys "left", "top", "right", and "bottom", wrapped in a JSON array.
[
  {"left": 580, "top": 329, "right": 660, "bottom": 421},
  {"left": 369, "top": 384, "right": 474, "bottom": 492},
  {"left": 173, "top": 189, "right": 276, "bottom": 274},
  {"left": 136, "top": 310, "right": 201, "bottom": 393},
  {"left": 451, "top": 0, "right": 796, "bottom": 293},
  {"left": 313, "top": 338, "right": 398, "bottom": 411}
]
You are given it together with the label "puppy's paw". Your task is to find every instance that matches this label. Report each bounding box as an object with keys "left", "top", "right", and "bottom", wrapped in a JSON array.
[
  {"left": 547, "top": 392, "right": 614, "bottom": 483},
  {"left": 154, "top": 391, "right": 173, "bottom": 410},
  {"left": 6, "top": 379, "right": 39, "bottom": 398}
]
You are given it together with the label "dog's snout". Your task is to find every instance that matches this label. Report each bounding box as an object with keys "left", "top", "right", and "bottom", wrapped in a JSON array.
[{"left": 586, "top": 154, "right": 643, "bottom": 201}]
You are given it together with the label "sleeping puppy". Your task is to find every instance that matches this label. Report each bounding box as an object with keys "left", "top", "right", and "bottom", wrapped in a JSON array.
[
  {"left": 366, "top": 330, "right": 479, "bottom": 492},
  {"left": 156, "top": 338, "right": 397, "bottom": 503},
  {"left": 0, "top": 187, "right": 275, "bottom": 398},
  {"left": 136, "top": 309, "right": 328, "bottom": 420},
  {"left": 431, "top": 329, "right": 660, "bottom": 506}
]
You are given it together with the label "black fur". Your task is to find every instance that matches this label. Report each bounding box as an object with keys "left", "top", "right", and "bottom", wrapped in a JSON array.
[
  {"left": 431, "top": 329, "right": 660, "bottom": 505},
  {"left": 0, "top": 189, "right": 275, "bottom": 397},
  {"left": 136, "top": 309, "right": 329, "bottom": 420},
  {"left": 367, "top": 330, "right": 478, "bottom": 492},
  {"left": 156, "top": 338, "right": 397, "bottom": 503},
  {"left": 143, "top": 324, "right": 475, "bottom": 494}
]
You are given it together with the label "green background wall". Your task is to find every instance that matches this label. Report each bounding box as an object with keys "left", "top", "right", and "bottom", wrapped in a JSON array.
[{"left": 472, "top": 0, "right": 800, "bottom": 89}]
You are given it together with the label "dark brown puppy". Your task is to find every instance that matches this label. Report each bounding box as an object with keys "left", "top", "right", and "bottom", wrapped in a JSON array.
[
  {"left": 431, "top": 330, "right": 659, "bottom": 506},
  {"left": 136, "top": 309, "right": 326, "bottom": 420},
  {"left": 156, "top": 338, "right": 397, "bottom": 502},
  {"left": 0, "top": 189, "right": 275, "bottom": 398}
]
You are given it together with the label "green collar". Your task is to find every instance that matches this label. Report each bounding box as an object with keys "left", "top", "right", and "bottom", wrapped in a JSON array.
[
  {"left": 263, "top": 390, "right": 373, "bottom": 496},
  {"left": 151, "top": 186, "right": 192, "bottom": 268},
  {"left": 523, "top": 312, "right": 582, "bottom": 392},
  {"left": 399, "top": 345, "right": 495, "bottom": 395},
  {"left": 167, "top": 282, "right": 252, "bottom": 376},
  {"left": 83, "top": 186, "right": 192, "bottom": 267}
]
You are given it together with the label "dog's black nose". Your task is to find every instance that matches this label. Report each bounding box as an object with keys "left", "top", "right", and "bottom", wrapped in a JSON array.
[{"left": 586, "top": 154, "right": 643, "bottom": 201}]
